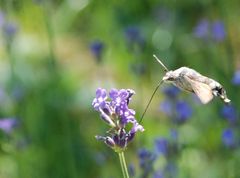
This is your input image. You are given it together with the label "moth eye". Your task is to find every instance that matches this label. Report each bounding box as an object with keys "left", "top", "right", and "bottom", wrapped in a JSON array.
[{"left": 167, "top": 77, "right": 175, "bottom": 81}]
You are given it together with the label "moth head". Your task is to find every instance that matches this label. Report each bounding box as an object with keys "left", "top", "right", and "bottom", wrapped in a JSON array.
[{"left": 162, "top": 71, "right": 176, "bottom": 82}]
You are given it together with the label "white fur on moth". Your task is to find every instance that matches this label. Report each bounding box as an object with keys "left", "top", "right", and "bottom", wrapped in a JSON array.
[{"left": 154, "top": 55, "right": 231, "bottom": 104}]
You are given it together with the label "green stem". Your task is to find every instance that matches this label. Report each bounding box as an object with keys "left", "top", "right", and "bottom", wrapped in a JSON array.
[
  {"left": 118, "top": 152, "right": 130, "bottom": 178},
  {"left": 42, "top": 1, "right": 56, "bottom": 68}
]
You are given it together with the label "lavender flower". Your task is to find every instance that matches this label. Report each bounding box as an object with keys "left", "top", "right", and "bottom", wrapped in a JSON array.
[
  {"left": 170, "top": 129, "right": 178, "bottom": 141},
  {"left": 222, "top": 128, "right": 235, "bottom": 148},
  {"left": 162, "top": 86, "right": 180, "bottom": 99},
  {"left": 3, "top": 22, "right": 18, "bottom": 39},
  {"left": 221, "top": 105, "right": 237, "bottom": 123},
  {"left": 90, "top": 41, "right": 104, "bottom": 62},
  {"left": 212, "top": 20, "right": 226, "bottom": 42},
  {"left": 193, "top": 19, "right": 209, "bottom": 39},
  {"left": 0, "top": 118, "right": 18, "bottom": 134},
  {"left": 153, "top": 170, "right": 164, "bottom": 178},
  {"left": 93, "top": 88, "right": 144, "bottom": 152},
  {"left": 138, "top": 148, "right": 155, "bottom": 171},
  {"left": 128, "top": 163, "right": 135, "bottom": 177},
  {"left": 193, "top": 19, "right": 226, "bottom": 42},
  {"left": 160, "top": 100, "right": 173, "bottom": 116},
  {"left": 124, "top": 26, "right": 145, "bottom": 49},
  {"left": 155, "top": 138, "right": 168, "bottom": 156},
  {"left": 232, "top": 70, "right": 240, "bottom": 85},
  {"left": 176, "top": 100, "right": 192, "bottom": 123},
  {"left": 125, "top": 26, "right": 141, "bottom": 43}
]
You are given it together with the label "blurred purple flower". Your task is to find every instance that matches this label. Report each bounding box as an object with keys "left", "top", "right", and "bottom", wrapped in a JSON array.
[
  {"left": 125, "top": 26, "right": 140, "bottom": 42},
  {"left": 194, "top": 19, "right": 226, "bottom": 42},
  {"left": 128, "top": 163, "right": 135, "bottom": 177},
  {"left": 90, "top": 41, "right": 104, "bottom": 62},
  {"left": 138, "top": 148, "right": 155, "bottom": 168},
  {"left": 162, "top": 86, "right": 180, "bottom": 98},
  {"left": 164, "top": 163, "right": 177, "bottom": 178},
  {"left": 222, "top": 128, "right": 235, "bottom": 147},
  {"left": 232, "top": 70, "right": 240, "bottom": 85},
  {"left": 155, "top": 138, "right": 168, "bottom": 156},
  {"left": 153, "top": 170, "right": 164, "bottom": 178},
  {"left": 124, "top": 26, "right": 145, "bottom": 48},
  {"left": 193, "top": 19, "right": 209, "bottom": 39},
  {"left": 212, "top": 20, "right": 226, "bottom": 42},
  {"left": 0, "top": 118, "right": 18, "bottom": 134},
  {"left": 170, "top": 129, "right": 178, "bottom": 141},
  {"left": 176, "top": 100, "right": 192, "bottom": 123},
  {"left": 3, "top": 22, "right": 18, "bottom": 39},
  {"left": 93, "top": 88, "right": 144, "bottom": 151},
  {"left": 221, "top": 105, "right": 237, "bottom": 123},
  {"left": 160, "top": 100, "right": 173, "bottom": 116}
]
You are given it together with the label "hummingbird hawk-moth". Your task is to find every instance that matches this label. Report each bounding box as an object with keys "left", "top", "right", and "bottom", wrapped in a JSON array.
[
  {"left": 153, "top": 55, "right": 230, "bottom": 104},
  {"left": 139, "top": 55, "right": 231, "bottom": 123}
]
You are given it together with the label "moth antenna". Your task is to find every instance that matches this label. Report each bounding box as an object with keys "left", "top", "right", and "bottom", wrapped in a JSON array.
[
  {"left": 153, "top": 54, "right": 169, "bottom": 72},
  {"left": 139, "top": 80, "right": 164, "bottom": 123}
]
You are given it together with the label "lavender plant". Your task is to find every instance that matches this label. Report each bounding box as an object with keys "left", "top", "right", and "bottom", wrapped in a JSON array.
[
  {"left": 193, "top": 18, "right": 226, "bottom": 42},
  {"left": 90, "top": 40, "right": 105, "bottom": 63},
  {"left": 232, "top": 70, "right": 240, "bottom": 86},
  {"left": 0, "top": 118, "right": 18, "bottom": 134},
  {"left": 92, "top": 88, "right": 144, "bottom": 178},
  {"left": 221, "top": 105, "right": 238, "bottom": 148}
]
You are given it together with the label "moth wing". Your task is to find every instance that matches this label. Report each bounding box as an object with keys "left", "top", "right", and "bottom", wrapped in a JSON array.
[{"left": 184, "top": 76, "right": 213, "bottom": 104}]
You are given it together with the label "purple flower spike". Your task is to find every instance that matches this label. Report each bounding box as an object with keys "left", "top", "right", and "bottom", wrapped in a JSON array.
[
  {"left": 0, "top": 118, "right": 18, "bottom": 134},
  {"left": 212, "top": 20, "right": 226, "bottom": 42},
  {"left": 193, "top": 19, "right": 209, "bottom": 39},
  {"left": 92, "top": 88, "right": 108, "bottom": 111},
  {"left": 3, "top": 22, "right": 18, "bottom": 39},
  {"left": 124, "top": 26, "right": 145, "bottom": 49},
  {"left": 222, "top": 128, "right": 235, "bottom": 148},
  {"left": 160, "top": 100, "right": 173, "bottom": 116},
  {"left": 232, "top": 70, "right": 240, "bottom": 85},
  {"left": 138, "top": 148, "right": 155, "bottom": 169},
  {"left": 124, "top": 26, "right": 141, "bottom": 43},
  {"left": 153, "top": 170, "right": 164, "bottom": 178},
  {"left": 155, "top": 138, "right": 168, "bottom": 156},
  {"left": 162, "top": 86, "right": 180, "bottom": 98},
  {"left": 221, "top": 105, "right": 237, "bottom": 123},
  {"left": 93, "top": 88, "right": 143, "bottom": 152},
  {"left": 90, "top": 40, "right": 104, "bottom": 62},
  {"left": 128, "top": 164, "right": 135, "bottom": 177},
  {"left": 176, "top": 100, "right": 192, "bottom": 123}
]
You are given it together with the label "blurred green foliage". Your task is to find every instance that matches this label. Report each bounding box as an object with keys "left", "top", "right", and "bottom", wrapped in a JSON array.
[{"left": 0, "top": 0, "right": 240, "bottom": 178}]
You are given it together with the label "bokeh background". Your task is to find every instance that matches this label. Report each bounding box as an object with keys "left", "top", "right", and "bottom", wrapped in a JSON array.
[{"left": 0, "top": 0, "right": 240, "bottom": 178}]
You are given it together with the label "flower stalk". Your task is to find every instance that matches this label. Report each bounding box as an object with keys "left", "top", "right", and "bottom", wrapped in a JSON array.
[{"left": 118, "top": 152, "right": 130, "bottom": 178}]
